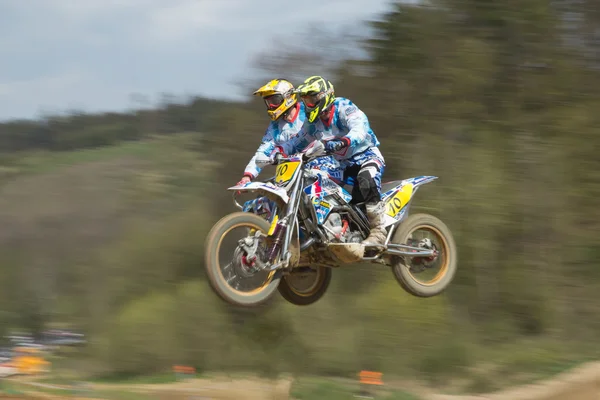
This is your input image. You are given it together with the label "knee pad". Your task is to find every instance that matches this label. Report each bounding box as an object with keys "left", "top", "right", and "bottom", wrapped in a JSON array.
[{"left": 357, "top": 162, "right": 381, "bottom": 203}]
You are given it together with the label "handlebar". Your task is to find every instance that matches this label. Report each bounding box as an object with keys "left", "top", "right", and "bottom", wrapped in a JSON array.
[
  {"left": 272, "top": 150, "right": 332, "bottom": 165},
  {"left": 272, "top": 154, "right": 324, "bottom": 165}
]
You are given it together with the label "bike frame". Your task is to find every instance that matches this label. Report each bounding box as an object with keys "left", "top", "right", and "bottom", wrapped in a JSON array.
[{"left": 231, "top": 155, "right": 438, "bottom": 270}]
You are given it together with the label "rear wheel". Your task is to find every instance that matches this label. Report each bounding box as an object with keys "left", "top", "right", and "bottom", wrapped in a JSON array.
[
  {"left": 390, "top": 213, "right": 457, "bottom": 297},
  {"left": 278, "top": 266, "right": 332, "bottom": 306},
  {"left": 204, "top": 212, "right": 281, "bottom": 307}
]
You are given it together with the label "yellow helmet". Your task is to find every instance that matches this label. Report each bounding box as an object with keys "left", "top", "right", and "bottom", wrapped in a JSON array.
[{"left": 253, "top": 79, "right": 298, "bottom": 121}]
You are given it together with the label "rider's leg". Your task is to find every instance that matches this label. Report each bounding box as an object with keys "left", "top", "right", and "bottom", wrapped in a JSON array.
[{"left": 357, "top": 160, "right": 387, "bottom": 247}]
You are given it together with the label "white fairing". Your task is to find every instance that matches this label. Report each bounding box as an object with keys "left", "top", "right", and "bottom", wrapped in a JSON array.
[
  {"left": 228, "top": 182, "right": 290, "bottom": 203},
  {"left": 305, "top": 168, "right": 328, "bottom": 180}
]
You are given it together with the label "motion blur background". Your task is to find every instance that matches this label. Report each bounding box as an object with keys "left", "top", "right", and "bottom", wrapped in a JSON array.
[{"left": 0, "top": 0, "right": 599, "bottom": 398}]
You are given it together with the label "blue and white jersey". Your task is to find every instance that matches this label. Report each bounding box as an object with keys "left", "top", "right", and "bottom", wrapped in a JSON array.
[
  {"left": 244, "top": 102, "right": 306, "bottom": 178},
  {"left": 291, "top": 97, "right": 381, "bottom": 161}
]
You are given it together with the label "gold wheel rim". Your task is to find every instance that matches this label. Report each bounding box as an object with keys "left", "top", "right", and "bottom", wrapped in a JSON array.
[
  {"left": 215, "top": 222, "right": 275, "bottom": 296},
  {"left": 285, "top": 268, "right": 322, "bottom": 297},
  {"left": 405, "top": 224, "right": 449, "bottom": 286}
]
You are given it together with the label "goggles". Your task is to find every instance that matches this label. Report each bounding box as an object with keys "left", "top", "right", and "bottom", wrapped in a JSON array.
[
  {"left": 264, "top": 94, "right": 284, "bottom": 110},
  {"left": 300, "top": 92, "right": 322, "bottom": 108}
]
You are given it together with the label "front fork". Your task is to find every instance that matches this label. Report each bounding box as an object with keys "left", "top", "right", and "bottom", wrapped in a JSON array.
[
  {"left": 262, "top": 174, "right": 303, "bottom": 271},
  {"left": 238, "top": 172, "right": 305, "bottom": 272}
]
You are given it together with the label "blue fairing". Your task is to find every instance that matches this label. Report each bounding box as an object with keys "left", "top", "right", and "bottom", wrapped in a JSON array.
[
  {"left": 242, "top": 196, "right": 276, "bottom": 219},
  {"left": 303, "top": 173, "right": 353, "bottom": 225}
]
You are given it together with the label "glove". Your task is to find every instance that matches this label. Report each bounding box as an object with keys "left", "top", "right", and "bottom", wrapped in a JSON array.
[
  {"left": 325, "top": 138, "right": 350, "bottom": 153},
  {"left": 273, "top": 152, "right": 284, "bottom": 164},
  {"left": 236, "top": 174, "right": 253, "bottom": 186},
  {"left": 235, "top": 174, "right": 253, "bottom": 195}
]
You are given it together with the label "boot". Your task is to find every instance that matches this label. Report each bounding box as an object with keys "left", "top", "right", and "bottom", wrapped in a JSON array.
[{"left": 362, "top": 201, "right": 387, "bottom": 247}]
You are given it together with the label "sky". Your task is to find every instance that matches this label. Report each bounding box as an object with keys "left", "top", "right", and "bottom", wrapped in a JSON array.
[{"left": 0, "top": 0, "right": 396, "bottom": 121}]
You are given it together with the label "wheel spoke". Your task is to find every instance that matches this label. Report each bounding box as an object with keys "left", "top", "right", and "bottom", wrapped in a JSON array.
[
  {"left": 214, "top": 222, "right": 277, "bottom": 295},
  {"left": 389, "top": 214, "right": 456, "bottom": 297},
  {"left": 405, "top": 226, "right": 447, "bottom": 285}
]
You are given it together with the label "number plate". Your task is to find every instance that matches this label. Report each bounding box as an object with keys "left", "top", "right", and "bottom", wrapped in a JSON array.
[
  {"left": 274, "top": 161, "right": 301, "bottom": 185},
  {"left": 385, "top": 183, "right": 414, "bottom": 217}
]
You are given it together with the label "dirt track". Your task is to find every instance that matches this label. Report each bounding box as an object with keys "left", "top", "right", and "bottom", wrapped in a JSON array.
[
  {"left": 110, "top": 362, "right": 600, "bottom": 400},
  {"left": 423, "top": 362, "right": 600, "bottom": 400},
  {"left": 91, "top": 376, "right": 293, "bottom": 400},
  {"left": 2, "top": 376, "right": 293, "bottom": 400},
  {"left": 4, "top": 362, "right": 600, "bottom": 400}
]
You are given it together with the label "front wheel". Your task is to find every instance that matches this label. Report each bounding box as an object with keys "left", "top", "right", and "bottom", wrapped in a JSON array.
[
  {"left": 278, "top": 266, "right": 332, "bottom": 306},
  {"left": 204, "top": 212, "right": 281, "bottom": 307},
  {"left": 390, "top": 213, "right": 457, "bottom": 297}
]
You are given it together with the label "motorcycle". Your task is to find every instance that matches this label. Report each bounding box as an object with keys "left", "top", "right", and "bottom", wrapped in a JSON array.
[{"left": 204, "top": 140, "right": 457, "bottom": 307}]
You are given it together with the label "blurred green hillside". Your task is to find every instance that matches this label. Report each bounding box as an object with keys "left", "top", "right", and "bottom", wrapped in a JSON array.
[{"left": 1, "top": 0, "right": 600, "bottom": 395}]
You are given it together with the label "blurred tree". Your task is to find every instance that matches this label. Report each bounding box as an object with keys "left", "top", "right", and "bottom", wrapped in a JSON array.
[{"left": 0, "top": 0, "right": 598, "bottom": 390}]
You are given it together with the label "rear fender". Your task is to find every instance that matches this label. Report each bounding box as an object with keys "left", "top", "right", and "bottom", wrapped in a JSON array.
[{"left": 380, "top": 176, "right": 438, "bottom": 228}]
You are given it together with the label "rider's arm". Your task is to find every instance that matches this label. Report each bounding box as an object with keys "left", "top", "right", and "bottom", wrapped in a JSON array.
[
  {"left": 337, "top": 101, "right": 371, "bottom": 148},
  {"left": 243, "top": 126, "right": 280, "bottom": 179},
  {"left": 285, "top": 123, "right": 317, "bottom": 155}
]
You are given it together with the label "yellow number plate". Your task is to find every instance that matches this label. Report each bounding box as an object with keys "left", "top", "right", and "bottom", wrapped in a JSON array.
[
  {"left": 275, "top": 161, "right": 300, "bottom": 185},
  {"left": 385, "top": 183, "right": 414, "bottom": 217}
]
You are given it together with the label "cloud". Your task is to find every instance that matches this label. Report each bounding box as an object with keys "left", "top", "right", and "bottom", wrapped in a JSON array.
[
  {"left": 146, "top": 1, "right": 249, "bottom": 41},
  {"left": 31, "top": 0, "right": 156, "bottom": 20},
  {"left": 0, "top": 0, "right": 395, "bottom": 120},
  {"left": 0, "top": 68, "right": 86, "bottom": 97}
]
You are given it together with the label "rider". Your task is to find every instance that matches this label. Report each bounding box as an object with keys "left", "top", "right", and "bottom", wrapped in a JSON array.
[
  {"left": 293, "top": 75, "right": 387, "bottom": 248},
  {"left": 237, "top": 78, "right": 343, "bottom": 186},
  {"left": 236, "top": 78, "right": 305, "bottom": 186}
]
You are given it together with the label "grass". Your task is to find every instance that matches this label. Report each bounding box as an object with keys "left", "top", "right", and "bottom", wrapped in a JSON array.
[
  {"left": 0, "top": 140, "right": 150, "bottom": 176},
  {"left": 9, "top": 353, "right": 600, "bottom": 400},
  {"left": 1, "top": 380, "right": 71, "bottom": 397},
  {"left": 32, "top": 334, "right": 600, "bottom": 398},
  {"left": 8, "top": 372, "right": 423, "bottom": 400},
  {"left": 290, "top": 376, "right": 422, "bottom": 400},
  {"left": 428, "top": 337, "right": 600, "bottom": 395},
  {"left": 0, "top": 133, "right": 216, "bottom": 182},
  {"left": 88, "top": 388, "right": 159, "bottom": 400},
  {"left": 1, "top": 379, "right": 158, "bottom": 400},
  {"left": 89, "top": 371, "right": 181, "bottom": 385}
]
